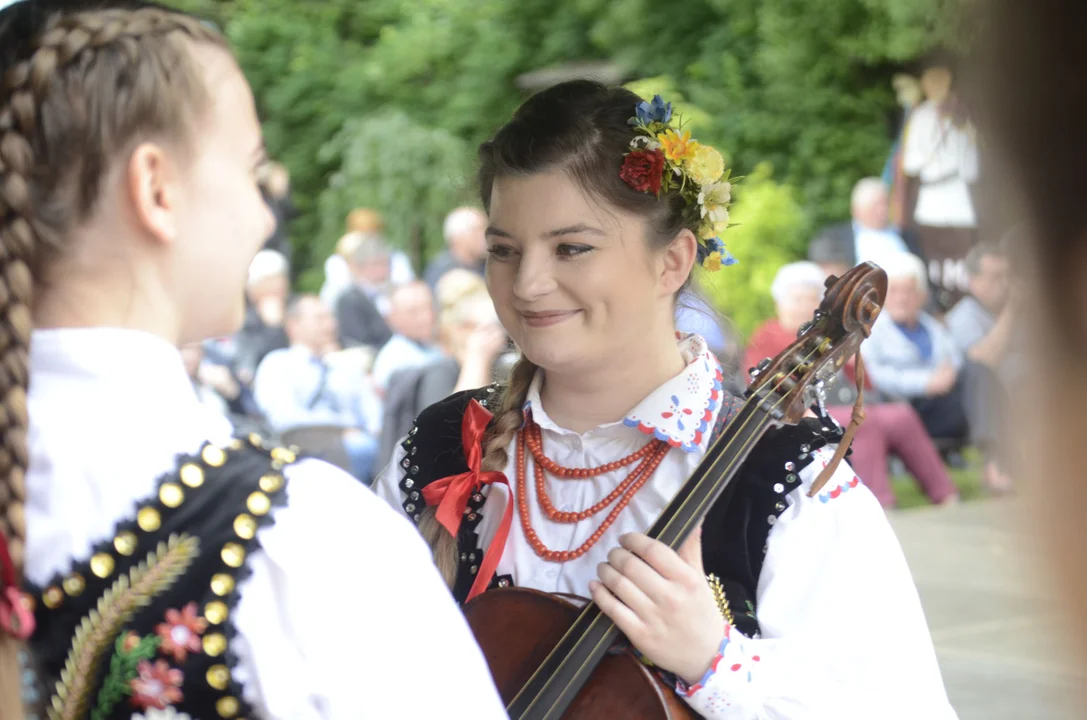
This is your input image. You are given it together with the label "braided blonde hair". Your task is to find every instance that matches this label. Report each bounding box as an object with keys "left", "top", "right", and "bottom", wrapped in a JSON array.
[
  {"left": 0, "top": 7, "right": 224, "bottom": 716},
  {"left": 419, "top": 354, "right": 537, "bottom": 587}
]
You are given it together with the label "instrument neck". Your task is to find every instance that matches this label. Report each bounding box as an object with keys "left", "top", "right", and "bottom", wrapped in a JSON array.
[{"left": 506, "top": 401, "right": 775, "bottom": 719}]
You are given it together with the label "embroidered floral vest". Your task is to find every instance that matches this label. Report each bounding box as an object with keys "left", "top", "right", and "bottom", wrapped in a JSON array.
[
  {"left": 23, "top": 434, "right": 296, "bottom": 720},
  {"left": 395, "top": 385, "right": 844, "bottom": 638}
]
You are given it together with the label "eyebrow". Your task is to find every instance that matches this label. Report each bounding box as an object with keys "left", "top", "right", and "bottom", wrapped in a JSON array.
[{"left": 485, "top": 223, "right": 606, "bottom": 240}]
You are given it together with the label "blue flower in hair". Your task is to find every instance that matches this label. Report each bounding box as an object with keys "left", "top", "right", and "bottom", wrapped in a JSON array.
[
  {"left": 697, "top": 237, "right": 738, "bottom": 271},
  {"left": 634, "top": 95, "right": 673, "bottom": 126}
]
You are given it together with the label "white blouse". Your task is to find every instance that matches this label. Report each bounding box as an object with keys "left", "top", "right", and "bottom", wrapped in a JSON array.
[
  {"left": 376, "top": 334, "right": 957, "bottom": 719},
  {"left": 902, "top": 100, "right": 979, "bottom": 229},
  {"left": 24, "top": 328, "right": 506, "bottom": 720}
]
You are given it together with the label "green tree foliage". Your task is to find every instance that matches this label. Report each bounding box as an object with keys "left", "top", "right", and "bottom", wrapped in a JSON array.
[
  {"left": 313, "top": 111, "right": 473, "bottom": 289},
  {"left": 697, "top": 163, "right": 810, "bottom": 339},
  {"left": 168, "top": 0, "right": 954, "bottom": 329}
]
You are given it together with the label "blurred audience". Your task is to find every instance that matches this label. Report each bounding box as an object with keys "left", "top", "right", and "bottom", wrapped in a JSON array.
[
  {"left": 861, "top": 252, "right": 968, "bottom": 441},
  {"left": 323, "top": 208, "right": 414, "bottom": 310},
  {"left": 258, "top": 161, "right": 295, "bottom": 269},
  {"left": 746, "top": 261, "right": 958, "bottom": 507},
  {"left": 947, "top": 240, "right": 1018, "bottom": 492},
  {"left": 253, "top": 295, "right": 380, "bottom": 483},
  {"left": 424, "top": 207, "right": 488, "bottom": 288},
  {"left": 378, "top": 270, "right": 509, "bottom": 467},
  {"left": 232, "top": 249, "right": 291, "bottom": 384},
  {"left": 809, "top": 179, "right": 914, "bottom": 278},
  {"left": 371, "top": 281, "right": 443, "bottom": 390},
  {"left": 335, "top": 232, "right": 394, "bottom": 349},
  {"left": 947, "top": 240, "right": 1021, "bottom": 380}
]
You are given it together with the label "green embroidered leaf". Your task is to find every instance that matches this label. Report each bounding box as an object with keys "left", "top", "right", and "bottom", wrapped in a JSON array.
[
  {"left": 48, "top": 534, "right": 200, "bottom": 720},
  {"left": 90, "top": 634, "right": 162, "bottom": 720}
]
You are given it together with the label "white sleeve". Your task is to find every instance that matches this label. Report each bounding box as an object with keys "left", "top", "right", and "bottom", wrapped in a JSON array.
[
  {"left": 231, "top": 458, "right": 506, "bottom": 719},
  {"left": 373, "top": 442, "right": 409, "bottom": 513},
  {"left": 901, "top": 105, "right": 935, "bottom": 176},
  {"left": 680, "top": 449, "right": 955, "bottom": 720}
]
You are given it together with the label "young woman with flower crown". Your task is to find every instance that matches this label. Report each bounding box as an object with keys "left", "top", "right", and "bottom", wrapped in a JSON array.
[
  {"left": 0, "top": 2, "right": 507, "bottom": 718},
  {"left": 375, "top": 81, "right": 958, "bottom": 719}
]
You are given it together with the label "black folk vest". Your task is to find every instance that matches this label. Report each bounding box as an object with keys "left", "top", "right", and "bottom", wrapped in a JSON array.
[
  {"left": 393, "top": 385, "right": 844, "bottom": 638},
  {"left": 24, "top": 434, "right": 297, "bottom": 720}
]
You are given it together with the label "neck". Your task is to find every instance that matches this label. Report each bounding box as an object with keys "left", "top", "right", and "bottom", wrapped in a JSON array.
[
  {"left": 34, "top": 270, "right": 180, "bottom": 346},
  {"left": 539, "top": 327, "right": 686, "bottom": 434}
]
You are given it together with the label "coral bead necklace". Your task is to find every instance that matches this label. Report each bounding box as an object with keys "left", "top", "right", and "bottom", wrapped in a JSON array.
[{"left": 516, "top": 417, "right": 670, "bottom": 562}]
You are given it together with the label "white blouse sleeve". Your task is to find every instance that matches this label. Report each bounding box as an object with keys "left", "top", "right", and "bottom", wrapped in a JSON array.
[
  {"left": 679, "top": 449, "right": 955, "bottom": 720},
  {"left": 373, "top": 442, "right": 409, "bottom": 513},
  {"left": 232, "top": 458, "right": 507, "bottom": 719}
]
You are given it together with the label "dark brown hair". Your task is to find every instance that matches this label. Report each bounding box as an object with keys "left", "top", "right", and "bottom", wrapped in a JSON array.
[{"left": 0, "top": 4, "right": 225, "bottom": 715}]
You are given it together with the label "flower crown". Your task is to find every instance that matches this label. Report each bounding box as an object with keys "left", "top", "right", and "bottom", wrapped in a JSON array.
[{"left": 619, "top": 95, "right": 737, "bottom": 271}]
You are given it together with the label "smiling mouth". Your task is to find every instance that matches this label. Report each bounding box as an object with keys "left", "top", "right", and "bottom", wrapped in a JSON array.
[{"left": 519, "top": 310, "right": 581, "bottom": 327}]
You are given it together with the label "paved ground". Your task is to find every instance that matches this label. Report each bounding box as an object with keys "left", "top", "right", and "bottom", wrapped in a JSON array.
[{"left": 891, "top": 499, "right": 1086, "bottom": 719}]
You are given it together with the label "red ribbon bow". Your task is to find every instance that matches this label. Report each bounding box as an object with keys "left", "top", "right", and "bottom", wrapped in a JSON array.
[
  {"left": 422, "top": 399, "right": 512, "bottom": 602},
  {"left": 0, "top": 530, "right": 34, "bottom": 640}
]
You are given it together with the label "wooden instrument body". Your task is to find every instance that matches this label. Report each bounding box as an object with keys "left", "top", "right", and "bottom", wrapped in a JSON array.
[{"left": 465, "top": 588, "right": 697, "bottom": 720}]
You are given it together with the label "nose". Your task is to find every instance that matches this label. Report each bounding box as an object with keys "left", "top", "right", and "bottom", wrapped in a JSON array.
[{"left": 513, "top": 247, "right": 557, "bottom": 302}]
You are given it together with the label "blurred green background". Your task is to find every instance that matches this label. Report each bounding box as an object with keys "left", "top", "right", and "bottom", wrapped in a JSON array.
[{"left": 173, "top": 0, "right": 957, "bottom": 340}]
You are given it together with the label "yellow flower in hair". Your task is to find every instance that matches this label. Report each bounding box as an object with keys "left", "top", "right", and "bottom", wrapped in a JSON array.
[
  {"left": 699, "top": 217, "right": 730, "bottom": 240},
  {"left": 685, "top": 145, "right": 725, "bottom": 186},
  {"left": 702, "top": 251, "right": 724, "bottom": 272},
  {"left": 657, "top": 129, "right": 699, "bottom": 164}
]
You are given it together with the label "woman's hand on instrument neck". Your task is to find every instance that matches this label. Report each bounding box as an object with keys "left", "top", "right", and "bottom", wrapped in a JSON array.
[{"left": 589, "top": 528, "right": 725, "bottom": 686}]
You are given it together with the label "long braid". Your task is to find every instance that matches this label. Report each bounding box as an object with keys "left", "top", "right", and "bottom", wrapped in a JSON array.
[
  {"left": 0, "top": 8, "right": 223, "bottom": 718},
  {"left": 419, "top": 355, "right": 538, "bottom": 588}
]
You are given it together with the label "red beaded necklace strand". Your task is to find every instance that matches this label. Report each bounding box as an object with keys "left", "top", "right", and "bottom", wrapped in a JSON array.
[{"left": 516, "top": 418, "right": 670, "bottom": 562}]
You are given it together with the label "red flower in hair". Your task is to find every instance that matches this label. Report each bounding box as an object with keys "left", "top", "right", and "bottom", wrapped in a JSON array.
[{"left": 620, "top": 149, "right": 666, "bottom": 194}]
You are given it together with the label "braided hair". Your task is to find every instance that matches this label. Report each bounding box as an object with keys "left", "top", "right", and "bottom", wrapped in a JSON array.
[{"left": 0, "top": 4, "right": 225, "bottom": 716}]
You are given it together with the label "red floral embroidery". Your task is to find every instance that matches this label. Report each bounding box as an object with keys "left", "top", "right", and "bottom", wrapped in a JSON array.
[
  {"left": 155, "top": 603, "right": 207, "bottom": 663},
  {"left": 130, "top": 659, "right": 183, "bottom": 710},
  {"left": 620, "top": 149, "right": 666, "bottom": 194}
]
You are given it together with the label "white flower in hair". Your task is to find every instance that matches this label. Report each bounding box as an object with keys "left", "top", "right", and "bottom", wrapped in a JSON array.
[{"left": 698, "top": 181, "right": 732, "bottom": 223}]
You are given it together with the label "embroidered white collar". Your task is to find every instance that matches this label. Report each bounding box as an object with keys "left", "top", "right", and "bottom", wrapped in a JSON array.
[{"left": 522, "top": 333, "right": 726, "bottom": 453}]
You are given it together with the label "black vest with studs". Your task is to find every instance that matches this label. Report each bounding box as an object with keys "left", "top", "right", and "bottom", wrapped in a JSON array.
[
  {"left": 23, "top": 434, "right": 297, "bottom": 720},
  {"left": 394, "top": 385, "right": 844, "bottom": 638}
]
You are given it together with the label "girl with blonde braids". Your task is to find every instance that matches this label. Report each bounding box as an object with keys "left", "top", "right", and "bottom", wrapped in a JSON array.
[
  {"left": 375, "top": 81, "right": 957, "bottom": 718},
  {"left": 0, "top": 2, "right": 504, "bottom": 718}
]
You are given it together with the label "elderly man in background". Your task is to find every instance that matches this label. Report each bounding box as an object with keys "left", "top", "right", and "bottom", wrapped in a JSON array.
[
  {"left": 335, "top": 232, "right": 395, "bottom": 349},
  {"left": 254, "top": 295, "right": 381, "bottom": 483},
  {"left": 808, "top": 178, "right": 919, "bottom": 278},
  {"left": 861, "top": 252, "right": 968, "bottom": 441},
  {"left": 424, "top": 206, "right": 488, "bottom": 288},
  {"left": 231, "top": 249, "right": 291, "bottom": 383},
  {"left": 370, "top": 281, "right": 444, "bottom": 390}
]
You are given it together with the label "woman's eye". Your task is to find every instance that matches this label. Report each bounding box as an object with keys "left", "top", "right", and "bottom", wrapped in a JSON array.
[
  {"left": 487, "top": 244, "right": 516, "bottom": 260},
  {"left": 557, "top": 244, "right": 593, "bottom": 258}
]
